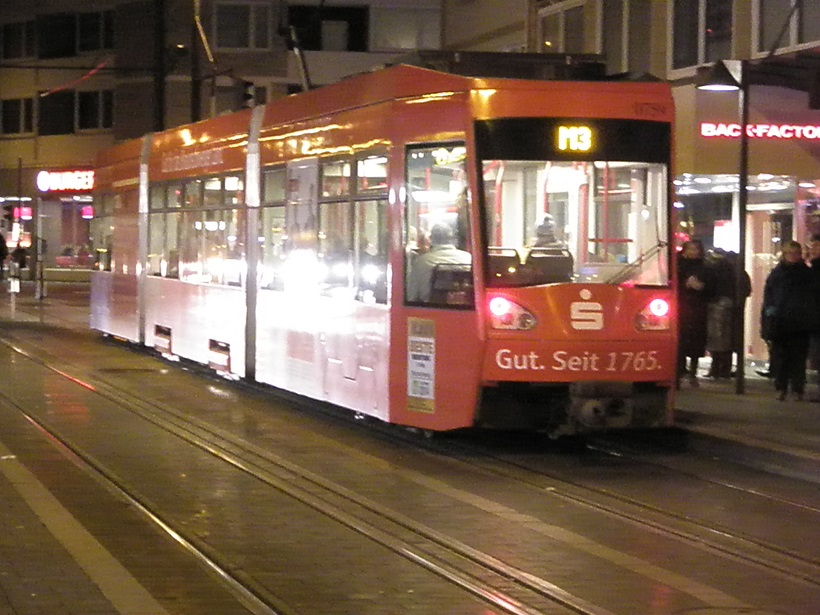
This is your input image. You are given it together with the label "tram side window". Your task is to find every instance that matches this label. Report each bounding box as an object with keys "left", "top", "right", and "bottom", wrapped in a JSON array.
[
  {"left": 179, "top": 210, "right": 203, "bottom": 282},
  {"left": 321, "top": 159, "right": 351, "bottom": 198},
  {"left": 148, "top": 211, "right": 164, "bottom": 275},
  {"left": 259, "top": 166, "right": 286, "bottom": 290},
  {"left": 318, "top": 200, "right": 354, "bottom": 294},
  {"left": 355, "top": 199, "right": 388, "bottom": 304},
  {"left": 165, "top": 211, "right": 180, "bottom": 278},
  {"left": 404, "top": 143, "right": 473, "bottom": 307},
  {"left": 90, "top": 192, "right": 113, "bottom": 271},
  {"left": 259, "top": 205, "right": 286, "bottom": 289},
  {"left": 169, "top": 174, "right": 245, "bottom": 286}
]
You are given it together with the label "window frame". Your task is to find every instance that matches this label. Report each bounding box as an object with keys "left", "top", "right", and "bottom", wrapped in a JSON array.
[
  {"left": 667, "top": 0, "right": 733, "bottom": 76},
  {"left": 213, "top": 2, "right": 272, "bottom": 50},
  {"left": 536, "top": 0, "right": 593, "bottom": 55},
  {"left": 0, "top": 98, "right": 34, "bottom": 135},
  {"left": 752, "top": 0, "right": 820, "bottom": 55}
]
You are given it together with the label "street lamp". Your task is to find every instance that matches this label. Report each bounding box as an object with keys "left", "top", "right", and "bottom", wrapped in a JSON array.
[{"left": 697, "top": 59, "right": 749, "bottom": 395}]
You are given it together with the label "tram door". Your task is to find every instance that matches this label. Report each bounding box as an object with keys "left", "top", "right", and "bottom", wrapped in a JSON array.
[{"left": 398, "top": 143, "right": 483, "bottom": 429}]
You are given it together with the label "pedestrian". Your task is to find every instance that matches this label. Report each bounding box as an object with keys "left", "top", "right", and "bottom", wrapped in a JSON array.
[
  {"left": 705, "top": 249, "right": 734, "bottom": 378},
  {"left": 807, "top": 235, "right": 820, "bottom": 396},
  {"left": 677, "top": 240, "right": 712, "bottom": 388},
  {"left": 760, "top": 240, "right": 820, "bottom": 401},
  {"left": 706, "top": 249, "right": 751, "bottom": 379},
  {"left": 0, "top": 235, "right": 8, "bottom": 280},
  {"left": 11, "top": 242, "right": 27, "bottom": 270}
]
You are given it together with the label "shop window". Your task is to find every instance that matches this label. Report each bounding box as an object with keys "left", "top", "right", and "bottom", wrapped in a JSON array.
[
  {"left": 215, "top": 3, "right": 270, "bottom": 49},
  {"left": 1, "top": 20, "right": 35, "bottom": 59},
  {"left": 1, "top": 98, "right": 33, "bottom": 135},
  {"left": 672, "top": 0, "right": 732, "bottom": 70}
]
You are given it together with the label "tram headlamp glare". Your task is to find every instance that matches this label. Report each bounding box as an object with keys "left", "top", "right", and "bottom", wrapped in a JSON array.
[
  {"left": 488, "top": 297, "right": 537, "bottom": 330},
  {"left": 635, "top": 298, "right": 671, "bottom": 331}
]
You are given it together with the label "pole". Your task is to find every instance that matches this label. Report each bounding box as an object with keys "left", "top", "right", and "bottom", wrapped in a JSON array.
[
  {"left": 735, "top": 60, "right": 749, "bottom": 395},
  {"left": 153, "top": 0, "right": 166, "bottom": 131},
  {"left": 35, "top": 198, "right": 45, "bottom": 301},
  {"left": 190, "top": 2, "right": 201, "bottom": 122}
]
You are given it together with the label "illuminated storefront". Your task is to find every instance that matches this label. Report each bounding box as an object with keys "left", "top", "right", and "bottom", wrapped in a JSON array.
[
  {"left": 35, "top": 168, "right": 96, "bottom": 269},
  {"left": 674, "top": 84, "right": 820, "bottom": 361}
]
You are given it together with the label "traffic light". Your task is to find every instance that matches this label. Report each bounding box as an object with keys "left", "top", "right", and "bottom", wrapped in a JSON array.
[
  {"left": 2, "top": 202, "right": 13, "bottom": 228},
  {"left": 237, "top": 80, "right": 255, "bottom": 109}
]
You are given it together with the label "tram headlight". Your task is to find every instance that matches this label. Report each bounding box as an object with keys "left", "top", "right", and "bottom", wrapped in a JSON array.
[
  {"left": 488, "top": 296, "right": 537, "bottom": 330},
  {"left": 635, "top": 298, "right": 671, "bottom": 331}
]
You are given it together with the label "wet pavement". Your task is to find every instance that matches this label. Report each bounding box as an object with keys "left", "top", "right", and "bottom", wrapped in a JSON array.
[{"left": 0, "top": 280, "right": 818, "bottom": 614}]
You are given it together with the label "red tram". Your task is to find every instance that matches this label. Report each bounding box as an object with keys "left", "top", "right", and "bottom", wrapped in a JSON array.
[{"left": 91, "top": 54, "right": 676, "bottom": 435}]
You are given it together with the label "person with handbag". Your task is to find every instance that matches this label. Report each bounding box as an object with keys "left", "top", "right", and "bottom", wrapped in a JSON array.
[
  {"left": 761, "top": 240, "right": 820, "bottom": 401},
  {"left": 677, "top": 240, "right": 712, "bottom": 388}
]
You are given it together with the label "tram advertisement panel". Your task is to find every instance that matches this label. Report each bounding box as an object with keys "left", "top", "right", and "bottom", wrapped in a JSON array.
[{"left": 407, "top": 318, "right": 436, "bottom": 414}]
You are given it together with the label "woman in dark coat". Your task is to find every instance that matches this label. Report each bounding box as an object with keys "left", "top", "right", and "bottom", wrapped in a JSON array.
[
  {"left": 761, "top": 240, "right": 820, "bottom": 401},
  {"left": 677, "top": 240, "right": 711, "bottom": 387}
]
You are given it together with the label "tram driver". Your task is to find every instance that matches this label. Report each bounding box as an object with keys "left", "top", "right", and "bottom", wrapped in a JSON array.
[{"left": 407, "top": 223, "right": 471, "bottom": 303}]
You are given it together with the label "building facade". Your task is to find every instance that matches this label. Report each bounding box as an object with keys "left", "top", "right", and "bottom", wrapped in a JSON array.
[
  {"left": 442, "top": 0, "right": 820, "bottom": 361},
  {"left": 0, "top": 0, "right": 441, "bottom": 270}
]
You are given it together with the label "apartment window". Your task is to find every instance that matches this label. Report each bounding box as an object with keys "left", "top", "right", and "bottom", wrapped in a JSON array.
[
  {"left": 539, "top": 0, "right": 586, "bottom": 54},
  {"left": 38, "top": 13, "right": 77, "bottom": 59},
  {"left": 1, "top": 98, "right": 34, "bottom": 135},
  {"left": 38, "top": 91, "right": 75, "bottom": 136},
  {"left": 758, "top": 0, "right": 820, "bottom": 52},
  {"left": 1, "top": 20, "right": 36, "bottom": 59},
  {"left": 288, "top": 5, "right": 369, "bottom": 52},
  {"left": 215, "top": 3, "right": 271, "bottom": 49},
  {"left": 371, "top": 8, "right": 439, "bottom": 51},
  {"left": 78, "top": 90, "right": 114, "bottom": 130},
  {"left": 78, "top": 11, "right": 114, "bottom": 52},
  {"left": 672, "top": 0, "right": 732, "bottom": 69}
]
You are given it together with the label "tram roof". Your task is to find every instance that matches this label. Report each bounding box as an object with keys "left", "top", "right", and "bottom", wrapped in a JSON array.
[{"left": 260, "top": 53, "right": 665, "bottom": 127}]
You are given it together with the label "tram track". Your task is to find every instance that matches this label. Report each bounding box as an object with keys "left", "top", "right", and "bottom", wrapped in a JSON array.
[
  {"left": 2, "top": 323, "right": 819, "bottom": 614},
  {"left": 411, "top": 431, "right": 820, "bottom": 588},
  {"left": 0, "top": 330, "right": 618, "bottom": 615}
]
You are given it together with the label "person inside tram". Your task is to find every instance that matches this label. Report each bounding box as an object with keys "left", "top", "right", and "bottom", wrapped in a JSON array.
[
  {"left": 531, "top": 214, "right": 563, "bottom": 249},
  {"left": 527, "top": 214, "right": 574, "bottom": 283},
  {"left": 406, "top": 223, "right": 471, "bottom": 303}
]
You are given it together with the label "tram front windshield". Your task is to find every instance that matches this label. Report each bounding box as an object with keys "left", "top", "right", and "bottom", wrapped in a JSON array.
[{"left": 480, "top": 159, "right": 669, "bottom": 287}]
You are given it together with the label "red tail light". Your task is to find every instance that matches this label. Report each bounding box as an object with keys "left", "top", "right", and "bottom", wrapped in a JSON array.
[{"left": 488, "top": 296, "right": 537, "bottom": 330}]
